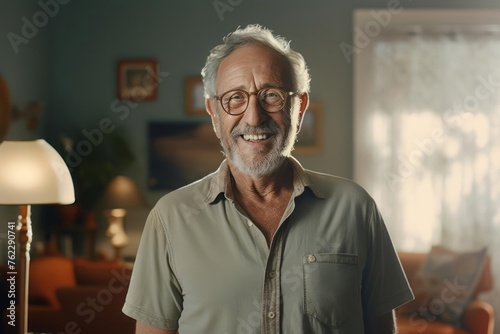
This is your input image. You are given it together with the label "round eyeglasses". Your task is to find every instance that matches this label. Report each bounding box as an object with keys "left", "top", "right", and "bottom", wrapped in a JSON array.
[{"left": 214, "top": 87, "right": 298, "bottom": 115}]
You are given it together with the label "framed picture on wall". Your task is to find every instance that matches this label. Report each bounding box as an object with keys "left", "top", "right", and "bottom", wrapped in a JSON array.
[
  {"left": 117, "top": 59, "right": 158, "bottom": 101},
  {"left": 185, "top": 76, "right": 207, "bottom": 116},
  {"left": 148, "top": 121, "right": 223, "bottom": 190},
  {"left": 294, "top": 101, "right": 324, "bottom": 154}
]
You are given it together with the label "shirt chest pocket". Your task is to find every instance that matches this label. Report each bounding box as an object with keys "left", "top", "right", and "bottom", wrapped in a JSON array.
[{"left": 302, "top": 253, "right": 360, "bottom": 329}]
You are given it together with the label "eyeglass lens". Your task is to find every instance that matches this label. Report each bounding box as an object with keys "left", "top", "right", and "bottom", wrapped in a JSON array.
[{"left": 221, "top": 88, "right": 287, "bottom": 114}]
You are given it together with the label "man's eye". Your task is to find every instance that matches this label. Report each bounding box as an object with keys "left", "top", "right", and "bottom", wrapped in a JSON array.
[
  {"left": 229, "top": 93, "right": 245, "bottom": 101},
  {"left": 262, "top": 90, "right": 284, "bottom": 103},
  {"left": 263, "top": 93, "right": 276, "bottom": 99}
]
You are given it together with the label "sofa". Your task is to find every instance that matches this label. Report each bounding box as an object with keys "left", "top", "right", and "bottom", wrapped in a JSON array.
[
  {"left": 2, "top": 256, "right": 135, "bottom": 334},
  {"left": 397, "top": 251, "right": 494, "bottom": 334}
]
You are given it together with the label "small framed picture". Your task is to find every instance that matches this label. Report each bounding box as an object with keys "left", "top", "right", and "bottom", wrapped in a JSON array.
[
  {"left": 295, "top": 101, "right": 324, "bottom": 154},
  {"left": 117, "top": 59, "right": 158, "bottom": 101},
  {"left": 185, "top": 76, "right": 207, "bottom": 116}
]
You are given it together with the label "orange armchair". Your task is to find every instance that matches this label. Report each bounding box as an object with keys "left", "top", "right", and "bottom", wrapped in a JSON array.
[
  {"left": 2, "top": 256, "right": 135, "bottom": 334},
  {"left": 396, "top": 252, "right": 494, "bottom": 334}
]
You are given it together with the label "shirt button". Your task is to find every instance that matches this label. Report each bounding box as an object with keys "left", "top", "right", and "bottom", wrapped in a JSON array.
[
  {"left": 308, "top": 255, "right": 316, "bottom": 263},
  {"left": 268, "top": 271, "right": 276, "bottom": 279},
  {"left": 268, "top": 311, "right": 276, "bottom": 319}
]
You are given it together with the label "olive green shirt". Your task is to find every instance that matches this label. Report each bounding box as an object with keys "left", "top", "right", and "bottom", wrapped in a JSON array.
[{"left": 123, "top": 158, "right": 413, "bottom": 333}]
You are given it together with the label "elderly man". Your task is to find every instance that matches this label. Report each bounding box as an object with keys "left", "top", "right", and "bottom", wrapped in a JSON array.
[{"left": 123, "top": 24, "right": 413, "bottom": 334}]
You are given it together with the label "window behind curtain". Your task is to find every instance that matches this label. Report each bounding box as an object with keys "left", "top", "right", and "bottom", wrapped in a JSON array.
[
  {"left": 355, "top": 32, "right": 500, "bottom": 251},
  {"left": 353, "top": 10, "right": 500, "bottom": 329}
]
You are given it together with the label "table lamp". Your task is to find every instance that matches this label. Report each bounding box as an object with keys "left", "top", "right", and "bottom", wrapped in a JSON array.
[
  {"left": 0, "top": 139, "right": 75, "bottom": 334},
  {"left": 99, "top": 175, "right": 146, "bottom": 260}
]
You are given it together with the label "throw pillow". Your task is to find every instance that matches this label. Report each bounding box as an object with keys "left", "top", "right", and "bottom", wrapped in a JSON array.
[
  {"left": 29, "top": 256, "right": 76, "bottom": 308},
  {"left": 415, "top": 245, "right": 488, "bottom": 327}
]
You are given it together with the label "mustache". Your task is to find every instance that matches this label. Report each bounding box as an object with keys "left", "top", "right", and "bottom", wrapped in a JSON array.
[{"left": 231, "top": 120, "right": 281, "bottom": 138}]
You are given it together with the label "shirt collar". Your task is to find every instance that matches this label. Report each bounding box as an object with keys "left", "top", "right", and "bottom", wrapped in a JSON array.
[{"left": 204, "top": 157, "right": 325, "bottom": 203}]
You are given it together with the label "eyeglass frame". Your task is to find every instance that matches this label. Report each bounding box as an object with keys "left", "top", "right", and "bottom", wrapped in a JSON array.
[{"left": 213, "top": 87, "right": 300, "bottom": 116}]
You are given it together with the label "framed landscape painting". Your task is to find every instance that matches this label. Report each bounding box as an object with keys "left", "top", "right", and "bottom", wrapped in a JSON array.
[{"left": 148, "top": 121, "right": 223, "bottom": 190}]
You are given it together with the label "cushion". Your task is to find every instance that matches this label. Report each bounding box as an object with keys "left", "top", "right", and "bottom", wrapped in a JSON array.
[
  {"left": 29, "top": 256, "right": 76, "bottom": 308},
  {"left": 415, "top": 246, "right": 488, "bottom": 327},
  {"left": 73, "top": 258, "right": 126, "bottom": 285},
  {"left": 397, "top": 318, "right": 468, "bottom": 334}
]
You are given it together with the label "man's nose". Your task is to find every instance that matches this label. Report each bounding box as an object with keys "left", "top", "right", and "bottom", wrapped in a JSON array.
[{"left": 242, "top": 94, "right": 268, "bottom": 126}]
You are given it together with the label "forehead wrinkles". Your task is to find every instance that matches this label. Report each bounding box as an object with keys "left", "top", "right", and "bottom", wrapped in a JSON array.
[{"left": 216, "top": 45, "right": 293, "bottom": 93}]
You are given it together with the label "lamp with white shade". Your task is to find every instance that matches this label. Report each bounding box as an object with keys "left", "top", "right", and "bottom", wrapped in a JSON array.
[{"left": 0, "top": 139, "right": 74, "bottom": 334}]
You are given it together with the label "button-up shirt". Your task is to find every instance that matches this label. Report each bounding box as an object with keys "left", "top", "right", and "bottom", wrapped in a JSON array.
[{"left": 123, "top": 158, "right": 413, "bottom": 333}]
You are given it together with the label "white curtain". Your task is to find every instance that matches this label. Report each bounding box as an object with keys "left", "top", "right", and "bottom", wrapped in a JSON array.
[{"left": 354, "top": 32, "right": 500, "bottom": 331}]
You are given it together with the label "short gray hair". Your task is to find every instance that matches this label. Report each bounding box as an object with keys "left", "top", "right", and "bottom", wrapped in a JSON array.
[{"left": 201, "top": 24, "right": 311, "bottom": 99}]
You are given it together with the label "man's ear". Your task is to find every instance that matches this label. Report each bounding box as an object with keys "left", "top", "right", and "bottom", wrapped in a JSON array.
[
  {"left": 206, "top": 98, "right": 220, "bottom": 139},
  {"left": 296, "top": 93, "right": 309, "bottom": 134}
]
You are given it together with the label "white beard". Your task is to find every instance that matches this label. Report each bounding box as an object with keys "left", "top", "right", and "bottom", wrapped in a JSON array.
[{"left": 215, "top": 105, "right": 299, "bottom": 177}]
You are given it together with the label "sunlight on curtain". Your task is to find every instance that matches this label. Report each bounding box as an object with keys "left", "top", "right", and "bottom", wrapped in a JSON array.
[{"left": 354, "top": 32, "right": 500, "bottom": 330}]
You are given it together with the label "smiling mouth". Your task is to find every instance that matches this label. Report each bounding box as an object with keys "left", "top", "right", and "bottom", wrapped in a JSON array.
[{"left": 242, "top": 134, "right": 271, "bottom": 141}]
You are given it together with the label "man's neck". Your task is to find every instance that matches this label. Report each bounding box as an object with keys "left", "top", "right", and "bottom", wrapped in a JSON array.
[
  {"left": 228, "top": 158, "right": 294, "bottom": 202},
  {"left": 228, "top": 158, "right": 295, "bottom": 246}
]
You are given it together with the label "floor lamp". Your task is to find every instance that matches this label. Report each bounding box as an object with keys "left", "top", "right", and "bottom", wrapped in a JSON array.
[{"left": 0, "top": 140, "right": 75, "bottom": 334}]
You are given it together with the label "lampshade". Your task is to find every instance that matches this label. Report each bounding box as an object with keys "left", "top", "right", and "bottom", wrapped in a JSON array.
[
  {"left": 0, "top": 139, "right": 75, "bottom": 334},
  {"left": 0, "top": 139, "right": 75, "bottom": 205},
  {"left": 99, "top": 175, "right": 147, "bottom": 210}
]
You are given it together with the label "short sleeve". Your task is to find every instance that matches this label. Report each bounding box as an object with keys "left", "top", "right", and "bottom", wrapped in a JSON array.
[
  {"left": 361, "top": 201, "right": 414, "bottom": 318},
  {"left": 122, "top": 206, "right": 183, "bottom": 330}
]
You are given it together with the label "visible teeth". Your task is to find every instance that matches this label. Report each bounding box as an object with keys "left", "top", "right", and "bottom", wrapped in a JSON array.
[{"left": 243, "top": 134, "right": 269, "bottom": 141}]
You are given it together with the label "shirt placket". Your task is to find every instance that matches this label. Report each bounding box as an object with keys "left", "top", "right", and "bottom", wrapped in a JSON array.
[{"left": 261, "top": 223, "right": 285, "bottom": 334}]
